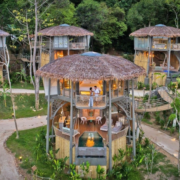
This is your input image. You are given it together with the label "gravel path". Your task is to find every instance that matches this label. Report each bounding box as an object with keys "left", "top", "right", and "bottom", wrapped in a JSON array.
[{"left": 0, "top": 116, "right": 46, "bottom": 180}]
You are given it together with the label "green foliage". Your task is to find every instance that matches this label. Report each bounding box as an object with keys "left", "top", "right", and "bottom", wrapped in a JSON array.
[
  {"left": 144, "top": 112, "right": 150, "bottom": 120},
  {"left": 70, "top": 164, "right": 82, "bottom": 180},
  {"left": 96, "top": 165, "right": 106, "bottom": 180},
  {"left": 127, "top": 0, "right": 167, "bottom": 31},
  {"left": 49, "top": 150, "right": 68, "bottom": 180},
  {"left": 76, "top": 0, "right": 127, "bottom": 52},
  {"left": 80, "top": 161, "right": 90, "bottom": 177},
  {"left": 155, "top": 112, "right": 161, "bottom": 125},
  {"left": 169, "top": 127, "right": 175, "bottom": 134},
  {"left": 122, "top": 54, "right": 134, "bottom": 62},
  {"left": 33, "top": 128, "right": 47, "bottom": 162},
  {"left": 160, "top": 119, "right": 165, "bottom": 129}
]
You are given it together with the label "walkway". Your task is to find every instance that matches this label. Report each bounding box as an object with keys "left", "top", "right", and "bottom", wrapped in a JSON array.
[
  {"left": 141, "top": 124, "right": 178, "bottom": 159},
  {"left": 0, "top": 116, "right": 47, "bottom": 180},
  {"left": 0, "top": 88, "right": 44, "bottom": 94}
]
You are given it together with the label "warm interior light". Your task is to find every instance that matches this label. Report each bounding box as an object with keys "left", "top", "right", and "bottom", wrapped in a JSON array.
[
  {"left": 81, "top": 91, "right": 90, "bottom": 95},
  {"left": 86, "top": 139, "right": 95, "bottom": 147},
  {"left": 146, "top": 52, "right": 154, "bottom": 57},
  {"left": 55, "top": 51, "right": 64, "bottom": 59}
]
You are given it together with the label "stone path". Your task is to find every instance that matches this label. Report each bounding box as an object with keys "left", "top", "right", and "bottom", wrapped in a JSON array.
[
  {"left": 0, "top": 88, "right": 44, "bottom": 94},
  {"left": 141, "top": 124, "right": 178, "bottom": 159},
  {"left": 0, "top": 116, "right": 46, "bottom": 180}
]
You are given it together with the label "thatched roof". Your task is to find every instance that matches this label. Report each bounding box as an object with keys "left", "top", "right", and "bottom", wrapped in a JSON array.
[
  {"left": 36, "top": 52, "right": 146, "bottom": 81},
  {"left": 130, "top": 24, "right": 180, "bottom": 38},
  {"left": 38, "top": 24, "right": 93, "bottom": 37},
  {"left": 0, "top": 29, "right": 9, "bottom": 37}
]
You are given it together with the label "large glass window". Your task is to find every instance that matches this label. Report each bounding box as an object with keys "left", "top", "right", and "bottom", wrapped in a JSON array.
[{"left": 54, "top": 36, "right": 68, "bottom": 48}]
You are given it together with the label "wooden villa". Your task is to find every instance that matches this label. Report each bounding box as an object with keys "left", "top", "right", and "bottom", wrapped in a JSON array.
[
  {"left": 130, "top": 24, "right": 180, "bottom": 86},
  {"left": 0, "top": 29, "right": 9, "bottom": 82},
  {"left": 35, "top": 24, "right": 93, "bottom": 68},
  {"left": 36, "top": 52, "right": 145, "bottom": 178}
]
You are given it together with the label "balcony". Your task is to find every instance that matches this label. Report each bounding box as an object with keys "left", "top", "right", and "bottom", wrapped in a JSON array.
[
  {"left": 69, "top": 42, "right": 87, "bottom": 50},
  {"left": 75, "top": 95, "right": 106, "bottom": 109}
]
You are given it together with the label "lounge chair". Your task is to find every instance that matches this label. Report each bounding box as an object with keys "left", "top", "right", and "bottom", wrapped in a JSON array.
[
  {"left": 112, "top": 121, "right": 123, "bottom": 134},
  {"left": 100, "top": 119, "right": 114, "bottom": 131},
  {"left": 62, "top": 127, "right": 80, "bottom": 137}
]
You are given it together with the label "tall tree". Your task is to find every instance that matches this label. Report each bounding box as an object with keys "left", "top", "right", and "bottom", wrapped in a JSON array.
[
  {"left": 76, "top": 0, "right": 127, "bottom": 52},
  {"left": 166, "top": 0, "right": 180, "bottom": 28},
  {"left": 127, "top": 0, "right": 167, "bottom": 31}
]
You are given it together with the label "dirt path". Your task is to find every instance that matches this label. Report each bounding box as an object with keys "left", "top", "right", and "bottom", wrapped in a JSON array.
[
  {"left": 141, "top": 123, "right": 178, "bottom": 160},
  {"left": 0, "top": 116, "right": 46, "bottom": 180},
  {"left": 0, "top": 88, "right": 44, "bottom": 94}
]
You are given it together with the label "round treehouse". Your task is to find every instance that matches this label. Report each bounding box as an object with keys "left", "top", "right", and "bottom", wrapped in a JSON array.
[
  {"left": 36, "top": 24, "right": 93, "bottom": 68},
  {"left": 0, "top": 29, "right": 9, "bottom": 83},
  {"left": 130, "top": 24, "right": 180, "bottom": 86},
  {"left": 36, "top": 52, "right": 145, "bottom": 178}
]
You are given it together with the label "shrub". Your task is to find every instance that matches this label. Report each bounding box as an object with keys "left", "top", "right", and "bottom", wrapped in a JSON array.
[
  {"left": 160, "top": 119, "right": 165, "bottom": 129},
  {"left": 144, "top": 112, "right": 150, "bottom": 120},
  {"left": 170, "top": 127, "right": 175, "bottom": 134}
]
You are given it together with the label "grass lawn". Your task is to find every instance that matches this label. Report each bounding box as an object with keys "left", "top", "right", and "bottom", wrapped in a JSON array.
[
  {"left": 11, "top": 82, "right": 44, "bottom": 90},
  {"left": 6, "top": 126, "right": 53, "bottom": 177},
  {"left": 6, "top": 126, "right": 70, "bottom": 179},
  {"left": 0, "top": 94, "right": 47, "bottom": 119}
]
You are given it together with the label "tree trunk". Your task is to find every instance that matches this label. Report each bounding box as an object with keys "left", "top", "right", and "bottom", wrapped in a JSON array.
[
  {"left": 32, "top": 0, "right": 39, "bottom": 110},
  {"left": 178, "top": 125, "right": 180, "bottom": 171},
  {"left": 5, "top": 46, "right": 19, "bottom": 139},
  {"left": 26, "top": 12, "right": 34, "bottom": 87}
]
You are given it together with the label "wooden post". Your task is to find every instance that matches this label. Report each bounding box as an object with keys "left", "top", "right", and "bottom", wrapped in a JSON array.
[
  {"left": 49, "top": 37, "right": 52, "bottom": 62},
  {"left": 68, "top": 36, "right": 70, "bottom": 56},
  {"left": 108, "top": 80, "right": 112, "bottom": 170},
  {"left": 167, "top": 38, "right": 171, "bottom": 78},
  {"left": 132, "top": 79, "right": 136, "bottom": 157},
  {"left": 127, "top": 80, "right": 131, "bottom": 144},
  {"left": 145, "top": 36, "right": 151, "bottom": 85},
  {"left": 103, "top": 80, "right": 106, "bottom": 95},
  {"left": 46, "top": 78, "right": 51, "bottom": 153},
  {"left": 69, "top": 81, "right": 73, "bottom": 164},
  {"left": 76, "top": 81, "right": 79, "bottom": 95}
]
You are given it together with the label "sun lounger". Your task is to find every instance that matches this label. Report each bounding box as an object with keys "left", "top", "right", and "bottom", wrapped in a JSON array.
[
  {"left": 100, "top": 119, "right": 114, "bottom": 131},
  {"left": 112, "top": 121, "right": 123, "bottom": 134}
]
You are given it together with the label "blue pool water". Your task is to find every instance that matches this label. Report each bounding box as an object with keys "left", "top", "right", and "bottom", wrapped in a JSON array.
[
  {"left": 78, "top": 131, "right": 103, "bottom": 147},
  {"left": 163, "top": 70, "right": 177, "bottom": 73}
]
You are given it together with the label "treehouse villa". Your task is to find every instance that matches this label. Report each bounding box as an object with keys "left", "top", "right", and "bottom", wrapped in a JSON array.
[
  {"left": 36, "top": 51, "right": 145, "bottom": 178},
  {"left": 130, "top": 24, "right": 180, "bottom": 86},
  {"left": 36, "top": 24, "right": 93, "bottom": 68},
  {"left": 0, "top": 29, "right": 9, "bottom": 83}
]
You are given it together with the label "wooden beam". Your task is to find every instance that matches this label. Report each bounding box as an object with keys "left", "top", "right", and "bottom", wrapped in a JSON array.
[
  {"left": 108, "top": 80, "right": 112, "bottom": 170},
  {"left": 46, "top": 78, "right": 51, "bottom": 153},
  {"left": 69, "top": 81, "right": 74, "bottom": 164}
]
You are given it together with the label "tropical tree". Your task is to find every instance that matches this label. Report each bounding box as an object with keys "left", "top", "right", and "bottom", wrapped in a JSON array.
[
  {"left": 76, "top": 0, "right": 127, "bottom": 52},
  {"left": 166, "top": 0, "right": 180, "bottom": 28},
  {"left": 127, "top": 0, "right": 167, "bottom": 31}
]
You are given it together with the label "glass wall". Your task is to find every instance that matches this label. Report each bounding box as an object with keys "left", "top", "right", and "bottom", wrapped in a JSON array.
[{"left": 134, "top": 37, "right": 149, "bottom": 49}]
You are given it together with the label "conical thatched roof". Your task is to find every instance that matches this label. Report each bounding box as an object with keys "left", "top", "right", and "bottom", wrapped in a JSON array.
[
  {"left": 130, "top": 24, "right": 180, "bottom": 37},
  {"left": 0, "top": 29, "right": 9, "bottom": 37},
  {"left": 38, "top": 24, "right": 93, "bottom": 37},
  {"left": 36, "top": 52, "right": 146, "bottom": 81}
]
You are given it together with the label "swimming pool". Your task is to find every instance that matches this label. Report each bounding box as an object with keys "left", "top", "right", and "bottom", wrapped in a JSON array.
[{"left": 78, "top": 131, "right": 104, "bottom": 147}]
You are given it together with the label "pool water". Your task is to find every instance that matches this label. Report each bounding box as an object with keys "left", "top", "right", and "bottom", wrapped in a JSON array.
[
  {"left": 163, "top": 70, "right": 177, "bottom": 73},
  {"left": 78, "top": 131, "right": 104, "bottom": 147}
]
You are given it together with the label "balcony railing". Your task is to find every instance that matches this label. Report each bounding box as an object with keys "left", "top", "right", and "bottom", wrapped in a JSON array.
[
  {"left": 69, "top": 42, "right": 87, "bottom": 50},
  {"left": 75, "top": 95, "right": 106, "bottom": 109}
]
